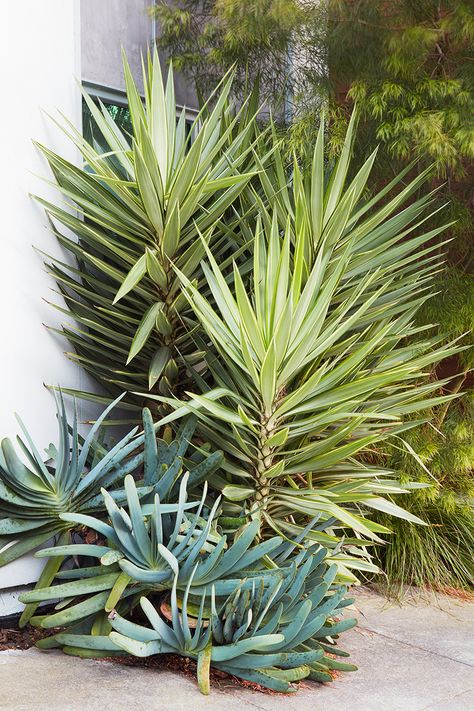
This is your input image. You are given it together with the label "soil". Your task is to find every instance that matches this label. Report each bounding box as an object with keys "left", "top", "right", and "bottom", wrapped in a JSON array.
[{"left": 0, "top": 626, "right": 48, "bottom": 651}]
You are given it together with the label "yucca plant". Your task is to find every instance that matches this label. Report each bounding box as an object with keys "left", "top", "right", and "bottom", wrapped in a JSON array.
[
  {"left": 149, "top": 115, "right": 464, "bottom": 553},
  {"left": 38, "top": 50, "right": 262, "bottom": 416}
]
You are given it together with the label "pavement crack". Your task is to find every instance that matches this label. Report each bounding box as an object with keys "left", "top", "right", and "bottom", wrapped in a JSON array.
[
  {"left": 358, "top": 624, "right": 474, "bottom": 669},
  {"left": 234, "top": 696, "right": 271, "bottom": 710}
]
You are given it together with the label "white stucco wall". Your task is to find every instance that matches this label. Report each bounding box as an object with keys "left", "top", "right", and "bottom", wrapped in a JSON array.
[{"left": 0, "top": 0, "right": 87, "bottom": 614}]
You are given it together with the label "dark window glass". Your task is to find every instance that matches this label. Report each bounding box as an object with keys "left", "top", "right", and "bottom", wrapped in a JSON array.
[
  {"left": 82, "top": 98, "right": 133, "bottom": 145},
  {"left": 82, "top": 94, "right": 195, "bottom": 149}
]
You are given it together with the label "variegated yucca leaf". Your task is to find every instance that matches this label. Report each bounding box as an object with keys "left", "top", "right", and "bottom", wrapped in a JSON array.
[
  {"left": 148, "top": 114, "right": 464, "bottom": 548},
  {"left": 38, "top": 50, "right": 262, "bottom": 416}
]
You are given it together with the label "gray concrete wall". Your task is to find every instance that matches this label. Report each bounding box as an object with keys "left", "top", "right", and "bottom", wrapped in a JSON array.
[
  {"left": 80, "top": 0, "right": 152, "bottom": 94},
  {"left": 158, "top": 51, "right": 199, "bottom": 111},
  {"left": 0, "top": 0, "right": 96, "bottom": 614},
  {"left": 80, "top": 0, "right": 198, "bottom": 110}
]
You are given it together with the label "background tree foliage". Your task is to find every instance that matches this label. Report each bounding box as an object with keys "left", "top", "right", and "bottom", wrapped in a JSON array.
[
  {"left": 153, "top": 0, "right": 321, "bottom": 108},
  {"left": 153, "top": 0, "right": 474, "bottom": 591}
]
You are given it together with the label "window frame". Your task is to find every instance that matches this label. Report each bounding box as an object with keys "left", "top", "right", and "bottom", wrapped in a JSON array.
[{"left": 82, "top": 80, "right": 199, "bottom": 132}]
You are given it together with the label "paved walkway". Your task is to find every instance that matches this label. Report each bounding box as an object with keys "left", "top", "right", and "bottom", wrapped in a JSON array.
[{"left": 0, "top": 587, "right": 473, "bottom": 711}]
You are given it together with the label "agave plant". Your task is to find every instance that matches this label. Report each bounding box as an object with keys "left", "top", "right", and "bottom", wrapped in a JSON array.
[
  {"left": 38, "top": 50, "right": 263, "bottom": 415},
  {"left": 0, "top": 394, "right": 147, "bottom": 567},
  {"left": 149, "top": 114, "right": 464, "bottom": 551}
]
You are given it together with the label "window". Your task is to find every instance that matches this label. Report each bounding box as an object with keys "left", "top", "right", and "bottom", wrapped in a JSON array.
[
  {"left": 82, "top": 82, "right": 132, "bottom": 146},
  {"left": 82, "top": 100, "right": 133, "bottom": 145},
  {"left": 82, "top": 80, "right": 197, "bottom": 147}
]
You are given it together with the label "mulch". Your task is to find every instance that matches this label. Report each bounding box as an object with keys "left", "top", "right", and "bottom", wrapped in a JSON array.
[{"left": 0, "top": 626, "right": 47, "bottom": 651}]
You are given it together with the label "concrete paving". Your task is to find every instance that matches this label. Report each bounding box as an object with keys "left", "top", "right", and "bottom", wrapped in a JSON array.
[{"left": 0, "top": 587, "right": 472, "bottom": 711}]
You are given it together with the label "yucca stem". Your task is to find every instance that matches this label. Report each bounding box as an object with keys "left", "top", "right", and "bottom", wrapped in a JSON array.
[
  {"left": 147, "top": 261, "right": 182, "bottom": 413},
  {"left": 251, "top": 412, "right": 276, "bottom": 521}
]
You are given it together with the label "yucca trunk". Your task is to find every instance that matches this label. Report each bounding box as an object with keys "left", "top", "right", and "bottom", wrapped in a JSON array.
[{"left": 253, "top": 414, "right": 276, "bottom": 510}]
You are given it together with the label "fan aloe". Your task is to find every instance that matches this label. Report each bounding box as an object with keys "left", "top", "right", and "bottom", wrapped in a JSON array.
[
  {"left": 20, "top": 474, "right": 282, "bottom": 627},
  {"left": 38, "top": 49, "right": 261, "bottom": 415},
  {"left": 0, "top": 393, "right": 151, "bottom": 625},
  {"left": 21, "top": 475, "right": 356, "bottom": 694},
  {"left": 150, "top": 115, "right": 464, "bottom": 549},
  {"left": 109, "top": 553, "right": 357, "bottom": 695},
  {"left": 0, "top": 394, "right": 222, "bottom": 625}
]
